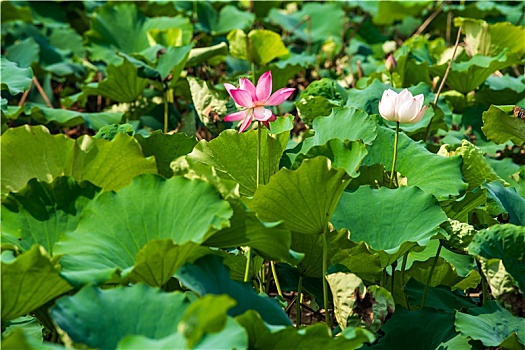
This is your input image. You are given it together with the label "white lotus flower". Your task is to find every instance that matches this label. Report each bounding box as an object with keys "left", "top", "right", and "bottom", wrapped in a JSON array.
[{"left": 378, "top": 89, "right": 427, "bottom": 124}]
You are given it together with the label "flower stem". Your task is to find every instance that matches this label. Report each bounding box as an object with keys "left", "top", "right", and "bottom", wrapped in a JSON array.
[
  {"left": 390, "top": 260, "right": 397, "bottom": 293},
  {"left": 257, "top": 121, "right": 261, "bottom": 186},
  {"left": 163, "top": 86, "right": 169, "bottom": 134},
  {"left": 271, "top": 261, "right": 283, "bottom": 297},
  {"left": 422, "top": 240, "right": 442, "bottom": 307},
  {"left": 400, "top": 251, "right": 410, "bottom": 309},
  {"left": 389, "top": 122, "right": 400, "bottom": 187},
  {"left": 322, "top": 228, "right": 332, "bottom": 330},
  {"left": 296, "top": 274, "right": 303, "bottom": 329},
  {"left": 243, "top": 247, "right": 253, "bottom": 283}
]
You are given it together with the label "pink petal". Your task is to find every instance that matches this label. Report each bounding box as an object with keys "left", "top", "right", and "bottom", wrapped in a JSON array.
[
  {"left": 230, "top": 89, "right": 254, "bottom": 108},
  {"left": 253, "top": 106, "right": 274, "bottom": 121},
  {"left": 256, "top": 71, "right": 273, "bottom": 102},
  {"left": 238, "top": 114, "right": 253, "bottom": 133},
  {"left": 262, "top": 120, "right": 271, "bottom": 129},
  {"left": 265, "top": 88, "right": 295, "bottom": 106},
  {"left": 239, "top": 78, "right": 256, "bottom": 98},
  {"left": 224, "top": 110, "right": 248, "bottom": 122},
  {"left": 224, "top": 83, "right": 237, "bottom": 96}
]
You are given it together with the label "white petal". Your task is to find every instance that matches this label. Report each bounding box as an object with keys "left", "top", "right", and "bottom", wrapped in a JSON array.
[
  {"left": 378, "top": 90, "right": 397, "bottom": 121},
  {"left": 397, "top": 98, "right": 420, "bottom": 123}
]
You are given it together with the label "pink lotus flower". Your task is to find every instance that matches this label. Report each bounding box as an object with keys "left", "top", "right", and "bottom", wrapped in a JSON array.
[
  {"left": 223, "top": 71, "right": 295, "bottom": 132},
  {"left": 379, "top": 89, "right": 427, "bottom": 124}
]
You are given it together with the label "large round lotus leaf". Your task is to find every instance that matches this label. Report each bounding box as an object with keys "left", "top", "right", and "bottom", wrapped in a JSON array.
[
  {"left": 1, "top": 245, "right": 73, "bottom": 321},
  {"left": 1, "top": 57, "right": 33, "bottom": 95},
  {"left": 204, "top": 199, "right": 299, "bottom": 265},
  {"left": 54, "top": 175, "right": 232, "bottom": 285},
  {"left": 468, "top": 224, "right": 525, "bottom": 291},
  {"left": 244, "top": 157, "right": 351, "bottom": 235},
  {"left": 371, "top": 307, "right": 469, "bottom": 349},
  {"left": 186, "top": 129, "right": 288, "bottom": 197},
  {"left": 84, "top": 3, "right": 192, "bottom": 63},
  {"left": 455, "top": 301, "right": 525, "bottom": 348},
  {"left": 1, "top": 177, "right": 100, "bottom": 255},
  {"left": 51, "top": 284, "right": 191, "bottom": 349},
  {"left": 1, "top": 125, "right": 157, "bottom": 200},
  {"left": 236, "top": 310, "right": 375, "bottom": 350},
  {"left": 332, "top": 186, "right": 447, "bottom": 266},
  {"left": 175, "top": 254, "right": 291, "bottom": 326},
  {"left": 363, "top": 126, "right": 467, "bottom": 200}
]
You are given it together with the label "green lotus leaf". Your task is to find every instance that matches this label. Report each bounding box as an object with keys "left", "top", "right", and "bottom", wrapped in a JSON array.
[
  {"left": 211, "top": 5, "right": 255, "bottom": 35},
  {"left": 483, "top": 181, "right": 525, "bottom": 226},
  {"left": 1, "top": 328, "right": 63, "bottom": 350},
  {"left": 127, "top": 240, "right": 211, "bottom": 287},
  {"left": 455, "top": 17, "right": 525, "bottom": 57},
  {"left": 227, "top": 29, "right": 289, "bottom": 66},
  {"left": 428, "top": 50, "right": 521, "bottom": 94},
  {"left": 441, "top": 219, "right": 478, "bottom": 254},
  {"left": 187, "top": 42, "right": 229, "bottom": 67},
  {"left": 178, "top": 294, "right": 238, "bottom": 348},
  {"left": 7, "top": 103, "right": 122, "bottom": 129},
  {"left": 294, "top": 79, "right": 347, "bottom": 126},
  {"left": 482, "top": 105, "right": 525, "bottom": 146},
  {"left": 332, "top": 186, "right": 448, "bottom": 266},
  {"left": 204, "top": 200, "right": 299, "bottom": 265},
  {"left": 293, "top": 139, "right": 368, "bottom": 178},
  {"left": 117, "top": 317, "right": 247, "bottom": 350},
  {"left": 1, "top": 125, "right": 157, "bottom": 200},
  {"left": 404, "top": 279, "right": 477, "bottom": 312},
  {"left": 54, "top": 175, "right": 232, "bottom": 285},
  {"left": 455, "top": 301, "right": 525, "bottom": 348},
  {"left": 389, "top": 257, "right": 480, "bottom": 307},
  {"left": 268, "top": 53, "right": 315, "bottom": 90},
  {"left": 1, "top": 177, "right": 100, "bottom": 255},
  {"left": 479, "top": 258, "right": 518, "bottom": 300},
  {"left": 3, "top": 316, "right": 43, "bottom": 343},
  {"left": 452, "top": 140, "right": 504, "bottom": 190},
  {"left": 185, "top": 129, "right": 288, "bottom": 197},
  {"left": 487, "top": 157, "right": 525, "bottom": 198},
  {"left": 373, "top": 1, "right": 432, "bottom": 25},
  {"left": 94, "top": 123, "right": 135, "bottom": 140},
  {"left": 468, "top": 224, "right": 525, "bottom": 291},
  {"left": 187, "top": 77, "right": 228, "bottom": 135},
  {"left": 236, "top": 310, "right": 376, "bottom": 350},
  {"left": 5, "top": 37, "right": 39, "bottom": 68},
  {"left": 440, "top": 188, "right": 487, "bottom": 223},
  {"left": 175, "top": 254, "right": 292, "bottom": 326},
  {"left": 85, "top": 3, "right": 192, "bottom": 63},
  {"left": 1, "top": 57, "right": 33, "bottom": 95},
  {"left": 82, "top": 56, "right": 149, "bottom": 103},
  {"left": 135, "top": 131, "right": 197, "bottom": 178},
  {"left": 301, "top": 107, "right": 376, "bottom": 151},
  {"left": 245, "top": 157, "right": 351, "bottom": 235},
  {"left": 51, "top": 284, "right": 192, "bottom": 349},
  {"left": 1, "top": 245, "right": 73, "bottom": 321},
  {"left": 476, "top": 74, "right": 525, "bottom": 106},
  {"left": 373, "top": 307, "right": 470, "bottom": 349},
  {"left": 268, "top": 3, "right": 345, "bottom": 43},
  {"left": 326, "top": 270, "right": 393, "bottom": 332},
  {"left": 363, "top": 126, "right": 468, "bottom": 200}
]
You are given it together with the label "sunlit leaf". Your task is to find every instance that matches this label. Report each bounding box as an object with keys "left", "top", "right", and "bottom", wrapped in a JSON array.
[
  {"left": 332, "top": 186, "right": 448, "bottom": 266},
  {"left": 245, "top": 157, "right": 351, "bottom": 235},
  {"left": 1, "top": 245, "right": 73, "bottom": 321},
  {"left": 482, "top": 105, "right": 525, "bottom": 146},
  {"left": 1, "top": 125, "right": 157, "bottom": 200},
  {"left": 0, "top": 57, "right": 33, "bottom": 95},
  {"left": 468, "top": 224, "right": 525, "bottom": 291}
]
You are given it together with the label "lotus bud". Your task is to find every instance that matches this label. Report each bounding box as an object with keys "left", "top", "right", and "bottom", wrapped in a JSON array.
[{"left": 385, "top": 54, "right": 397, "bottom": 72}]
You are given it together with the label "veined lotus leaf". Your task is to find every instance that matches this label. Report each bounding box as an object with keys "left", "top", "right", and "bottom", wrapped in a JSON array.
[
  {"left": 482, "top": 105, "right": 525, "bottom": 146},
  {"left": 175, "top": 254, "right": 291, "bottom": 326},
  {"left": 135, "top": 131, "right": 198, "bottom": 178},
  {"left": 363, "top": 126, "right": 467, "bottom": 200},
  {"left": 54, "top": 175, "right": 232, "bottom": 286},
  {"left": 294, "top": 79, "right": 348, "bottom": 126},
  {"left": 185, "top": 129, "right": 288, "bottom": 197},
  {"left": 332, "top": 186, "right": 448, "bottom": 267},
  {"left": 210, "top": 5, "right": 254, "bottom": 35},
  {"left": 1, "top": 57, "right": 33, "bottom": 95},
  {"left": 468, "top": 224, "right": 525, "bottom": 291},
  {"left": 455, "top": 301, "right": 525, "bottom": 348},
  {"left": 483, "top": 181, "right": 525, "bottom": 226},
  {"left": 51, "top": 284, "right": 192, "bottom": 349},
  {"left": 440, "top": 188, "right": 487, "bottom": 223},
  {"left": 442, "top": 219, "right": 478, "bottom": 254},
  {"left": 1, "top": 125, "right": 157, "bottom": 200},
  {"left": 85, "top": 3, "right": 192, "bottom": 63},
  {"left": 187, "top": 77, "right": 228, "bottom": 135},
  {"left": 236, "top": 310, "right": 375, "bottom": 350},
  {"left": 244, "top": 156, "right": 351, "bottom": 236},
  {"left": 227, "top": 29, "right": 288, "bottom": 66},
  {"left": 1, "top": 177, "right": 100, "bottom": 255},
  {"left": 479, "top": 258, "right": 518, "bottom": 300},
  {"left": 1, "top": 245, "right": 73, "bottom": 321}
]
